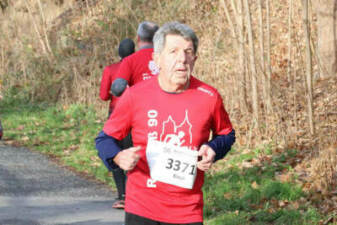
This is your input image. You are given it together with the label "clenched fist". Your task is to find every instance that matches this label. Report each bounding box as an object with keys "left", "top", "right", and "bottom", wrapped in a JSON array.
[
  {"left": 197, "top": 145, "right": 215, "bottom": 171},
  {"left": 113, "top": 146, "right": 141, "bottom": 171}
]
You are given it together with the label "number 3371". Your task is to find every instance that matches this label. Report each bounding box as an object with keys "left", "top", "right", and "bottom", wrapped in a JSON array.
[{"left": 165, "top": 158, "right": 196, "bottom": 175}]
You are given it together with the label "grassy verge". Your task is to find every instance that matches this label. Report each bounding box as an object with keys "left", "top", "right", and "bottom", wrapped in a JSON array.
[
  {"left": 0, "top": 100, "right": 329, "bottom": 225},
  {"left": 0, "top": 98, "right": 114, "bottom": 187},
  {"left": 204, "top": 148, "right": 323, "bottom": 225}
]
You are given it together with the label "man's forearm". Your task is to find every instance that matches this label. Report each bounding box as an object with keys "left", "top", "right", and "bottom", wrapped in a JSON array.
[
  {"left": 95, "top": 131, "right": 121, "bottom": 170},
  {"left": 207, "top": 129, "right": 236, "bottom": 162}
]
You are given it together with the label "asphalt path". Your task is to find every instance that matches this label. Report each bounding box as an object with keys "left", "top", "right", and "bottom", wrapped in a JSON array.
[{"left": 0, "top": 143, "right": 124, "bottom": 225}]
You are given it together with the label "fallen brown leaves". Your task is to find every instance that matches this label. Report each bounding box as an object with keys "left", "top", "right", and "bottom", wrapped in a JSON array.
[
  {"left": 231, "top": 142, "right": 336, "bottom": 218},
  {"left": 291, "top": 145, "right": 337, "bottom": 217}
]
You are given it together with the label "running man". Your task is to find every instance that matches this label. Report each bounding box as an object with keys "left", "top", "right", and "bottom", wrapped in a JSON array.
[
  {"left": 110, "top": 21, "right": 159, "bottom": 97},
  {"left": 96, "top": 21, "right": 235, "bottom": 225},
  {"left": 99, "top": 38, "right": 135, "bottom": 209}
]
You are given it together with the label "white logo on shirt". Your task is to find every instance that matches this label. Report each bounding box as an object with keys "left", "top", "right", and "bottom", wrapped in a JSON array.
[
  {"left": 160, "top": 110, "right": 193, "bottom": 145},
  {"left": 146, "top": 178, "right": 157, "bottom": 188},
  {"left": 148, "top": 60, "right": 159, "bottom": 75},
  {"left": 146, "top": 109, "right": 193, "bottom": 188},
  {"left": 142, "top": 61, "right": 158, "bottom": 80},
  {"left": 197, "top": 87, "right": 214, "bottom": 96},
  {"left": 142, "top": 73, "right": 152, "bottom": 80},
  {"left": 164, "top": 131, "right": 186, "bottom": 146},
  {"left": 147, "top": 110, "right": 159, "bottom": 141}
]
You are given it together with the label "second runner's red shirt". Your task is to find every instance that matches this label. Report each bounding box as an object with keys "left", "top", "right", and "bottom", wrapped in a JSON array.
[
  {"left": 99, "top": 62, "right": 121, "bottom": 113},
  {"left": 115, "top": 48, "right": 158, "bottom": 86}
]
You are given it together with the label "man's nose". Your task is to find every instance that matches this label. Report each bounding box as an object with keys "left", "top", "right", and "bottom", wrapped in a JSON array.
[{"left": 176, "top": 50, "right": 187, "bottom": 62}]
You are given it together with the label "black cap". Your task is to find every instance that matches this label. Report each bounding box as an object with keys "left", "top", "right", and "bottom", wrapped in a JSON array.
[{"left": 118, "top": 38, "right": 135, "bottom": 59}]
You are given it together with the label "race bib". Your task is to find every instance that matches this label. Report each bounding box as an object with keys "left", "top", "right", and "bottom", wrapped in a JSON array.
[{"left": 146, "top": 140, "right": 198, "bottom": 189}]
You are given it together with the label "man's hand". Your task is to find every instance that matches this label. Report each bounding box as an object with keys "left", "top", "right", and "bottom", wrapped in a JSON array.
[
  {"left": 113, "top": 146, "right": 141, "bottom": 171},
  {"left": 197, "top": 145, "right": 215, "bottom": 171}
]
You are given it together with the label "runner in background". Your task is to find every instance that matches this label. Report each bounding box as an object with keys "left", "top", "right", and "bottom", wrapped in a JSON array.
[
  {"left": 110, "top": 21, "right": 159, "bottom": 97},
  {"left": 104, "top": 22, "right": 158, "bottom": 209},
  {"left": 99, "top": 38, "right": 135, "bottom": 209},
  {"left": 96, "top": 21, "right": 236, "bottom": 225},
  {"left": 100, "top": 38, "right": 135, "bottom": 115}
]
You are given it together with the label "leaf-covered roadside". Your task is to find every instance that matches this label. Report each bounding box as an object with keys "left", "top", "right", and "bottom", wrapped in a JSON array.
[
  {"left": 0, "top": 99, "right": 335, "bottom": 225},
  {"left": 204, "top": 148, "right": 327, "bottom": 225}
]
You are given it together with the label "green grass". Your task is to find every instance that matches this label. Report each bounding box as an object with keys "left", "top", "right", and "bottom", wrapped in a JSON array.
[
  {"left": 0, "top": 97, "right": 114, "bottom": 187},
  {"left": 0, "top": 98, "right": 328, "bottom": 225},
  {"left": 203, "top": 148, "right": 323, "bottom": 225}
]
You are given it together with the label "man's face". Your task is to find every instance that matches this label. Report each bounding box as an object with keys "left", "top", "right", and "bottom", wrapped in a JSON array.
[{"left": 155, "top": 34, "right": 197, "bottom": 91}]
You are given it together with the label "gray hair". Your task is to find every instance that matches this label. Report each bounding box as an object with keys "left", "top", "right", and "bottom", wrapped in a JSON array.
[
  {"left": 153, "top": 21, "right": 199, "bottom": 55},
  {"left": 137, "top": 21, "right": 159, "bottom": 43}
]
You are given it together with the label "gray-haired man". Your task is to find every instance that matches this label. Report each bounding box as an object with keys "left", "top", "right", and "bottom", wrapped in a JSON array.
[
  {"left": 96, "top": 21, "right": 235, "bottom": 225},
  {"left": 110, "top": 21, "right": 159, "bottom": 97}
]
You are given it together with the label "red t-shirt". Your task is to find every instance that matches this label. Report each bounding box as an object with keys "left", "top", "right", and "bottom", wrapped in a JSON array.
[
  {"left": 103, "top": 76, "right": 233, "bottom": 223},
  {"left": 99, "top": 62, "right": 121, "bottom": 113},
  {"left": 116, "top": 48, "right": 158, "bottom": 86}
]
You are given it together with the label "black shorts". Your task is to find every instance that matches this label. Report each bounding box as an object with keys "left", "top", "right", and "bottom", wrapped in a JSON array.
[{"left": 125, "top": 212, "right": 203, "bottom": 225}]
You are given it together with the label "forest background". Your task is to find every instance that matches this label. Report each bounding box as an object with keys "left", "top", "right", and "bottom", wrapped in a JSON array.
[{"left": 0, "top": 0, "right": 336, "bottom": 224}]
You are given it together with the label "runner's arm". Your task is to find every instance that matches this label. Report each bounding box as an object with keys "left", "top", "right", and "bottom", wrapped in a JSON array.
[
  {"left": 206, "top": 129, "right": 235, "bottom": 162},
  {"left": 95, "top": 131, "right": 121, "bottom": 170},
  {"left": 110, "top": 78, "right": 128, "bottom": 97}
]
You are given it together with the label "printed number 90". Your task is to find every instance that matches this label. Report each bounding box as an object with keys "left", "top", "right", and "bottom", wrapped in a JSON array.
[{"left": 165, "top": 158, "right": 196, "bottom": 175}]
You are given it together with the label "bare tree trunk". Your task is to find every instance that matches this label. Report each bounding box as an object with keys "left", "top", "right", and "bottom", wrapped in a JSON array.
[
  {"left": 287, "top": 0, "right": 293, "bottom": 83},
  {"left": 258, "top": 0, "right": 268, "bottom": 117},
  {"left": 225, "top": 0, "right": 248, "bottom": 113},
  {"left": 289, "top": 0, "right": 298, "bottom": 144},
  {"left": 37, "top": 0, "right": 53, "bottom": 55},
  {"left": 236, "top": 0, "right": 248, "bottom": 113},
  {"left": 220, "top": 0, "right": 242, "bottom": 113},
  {"left": 302, "top": 0, "right": 315, "bottom": 135},
  {"left": 244, "top": 0, "right": 259, "bottom": 127},
  {"left": 312, "top": 0, "right": 337, "bottom": 78},
  {"left": 258, "top": 0, "right": 265, "bottom": 74},
  {"left": 221, "top": 0, "right": 238, "bottom": 42},
  {"left": 292, "top": 67, "right": 298, "bottom": 143},
  {"left": 265, "top": 0, "right": 272, "bottom": 114},
  {"left": 221, "top": 0, "right": 248, "bottom": 114}
]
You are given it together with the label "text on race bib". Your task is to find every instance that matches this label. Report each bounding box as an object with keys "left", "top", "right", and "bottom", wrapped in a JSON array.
[{"left": 146, "top": 140, "right": 198, "bottom": 189}]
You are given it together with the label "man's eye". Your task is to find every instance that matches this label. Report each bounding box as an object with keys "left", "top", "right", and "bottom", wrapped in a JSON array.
[{"left": 186, "top": 49, "right": 194, "bottom": 55}]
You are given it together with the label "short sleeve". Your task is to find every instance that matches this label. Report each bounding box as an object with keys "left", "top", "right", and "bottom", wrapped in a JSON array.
[{"left": 103, "top": 88, "right": 133, "bottom": 140}]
